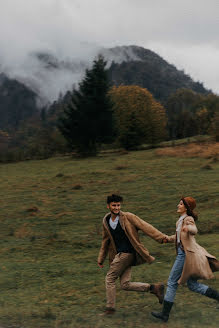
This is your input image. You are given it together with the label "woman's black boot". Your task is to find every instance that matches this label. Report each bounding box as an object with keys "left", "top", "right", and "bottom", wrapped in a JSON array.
[
  {"left": 151, "top": 300, "right": 173, "bottom": 322},
  {"left": 205, "top": 287, "right": 219, "bottom": 301}
]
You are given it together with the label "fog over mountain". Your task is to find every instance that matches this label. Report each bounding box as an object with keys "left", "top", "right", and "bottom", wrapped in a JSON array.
[
  {"left": 0, "top": 0, "right": 218, "bottom": 104},
  {"left": 0, "top": 43, "right": 97, "bottom": 106},
  {"left": 0, "top": 45, "right": 146, "bottom": 105}
]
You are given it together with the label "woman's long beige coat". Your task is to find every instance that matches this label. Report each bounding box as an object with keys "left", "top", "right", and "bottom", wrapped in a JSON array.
[
  {"left": 168, "top": 216, "right": 219, "bottom": 284},
  {"left": 98, "top": 211, "right": 168, "bottom": 266}
]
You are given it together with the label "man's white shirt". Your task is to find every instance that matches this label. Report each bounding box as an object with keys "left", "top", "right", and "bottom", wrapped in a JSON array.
[{"left": 109, "top": 215, "right": 119, "bottom": 230}]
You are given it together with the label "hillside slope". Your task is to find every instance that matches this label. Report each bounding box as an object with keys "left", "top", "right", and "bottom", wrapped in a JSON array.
[
  {"left": 0, "top": 147, "right": 218, "bottom": 327},
  {"left": 108, "top": 46, "right": 209, "bottom": 103},
  {"left": 0, "top": 73, "right": 38, "bottom": 130}
]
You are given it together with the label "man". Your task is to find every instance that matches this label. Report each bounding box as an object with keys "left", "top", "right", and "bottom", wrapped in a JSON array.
[{"left": 98, "top": 194, "right": 168, "bottom": 315}]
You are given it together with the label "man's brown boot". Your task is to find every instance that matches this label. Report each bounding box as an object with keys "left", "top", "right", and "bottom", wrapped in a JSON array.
[{"left": 150, "top": 283, "right": 165, "bottom": 304}]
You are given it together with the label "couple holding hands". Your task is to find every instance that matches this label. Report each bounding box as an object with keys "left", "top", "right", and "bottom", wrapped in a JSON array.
[{"left": 98, "top": 194, "right": 219, "bottom": 322}]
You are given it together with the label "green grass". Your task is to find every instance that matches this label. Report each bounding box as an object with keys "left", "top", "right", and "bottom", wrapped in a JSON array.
[{"left": 0, "top": 148, "right": 218, "bottom": 327}]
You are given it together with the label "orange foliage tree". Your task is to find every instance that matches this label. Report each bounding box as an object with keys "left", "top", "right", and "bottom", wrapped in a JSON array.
[
  {"left": 210, "top": 111, "right": 219, "bottom": 142},
  {"left": 109, "top": 85, "right": 167, "bottom": 149}
]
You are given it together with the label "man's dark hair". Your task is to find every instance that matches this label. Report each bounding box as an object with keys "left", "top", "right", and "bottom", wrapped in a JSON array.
[{"left": 107, "top": 194, "right": 123, "bottom": 204}]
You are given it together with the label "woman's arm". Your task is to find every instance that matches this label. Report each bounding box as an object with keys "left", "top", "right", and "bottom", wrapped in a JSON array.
[
  {"left": 182, "top": 216, "right": 198, "bottom": 235},
  {"left": 166, "top": 234, "right": 176, "bottom": 243}
]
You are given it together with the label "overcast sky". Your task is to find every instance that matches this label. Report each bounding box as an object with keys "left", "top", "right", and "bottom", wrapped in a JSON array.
[{"left": 0, "top": 0, "right": 218, "bottom": 100}]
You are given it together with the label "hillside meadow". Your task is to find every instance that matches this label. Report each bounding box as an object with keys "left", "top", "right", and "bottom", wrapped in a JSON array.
[{"left": 0, "top": 142, "right": 218, "bottom": 328}]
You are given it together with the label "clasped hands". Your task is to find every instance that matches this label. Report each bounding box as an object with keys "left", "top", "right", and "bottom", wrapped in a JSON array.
[{"left": 163, "top": 235, "right": 170, "bottom": 243}]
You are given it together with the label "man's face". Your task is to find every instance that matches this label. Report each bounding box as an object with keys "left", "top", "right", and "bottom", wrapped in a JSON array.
[{"left": 107, "top": 202, "right": 121, "bottom": 215}]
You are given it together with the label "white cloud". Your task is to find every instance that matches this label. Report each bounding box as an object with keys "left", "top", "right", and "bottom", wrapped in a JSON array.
[
  {"left": 0, "top": 0, "right": 218, "bottom": 102},
  {"left": 147, "top": 42, "right": 219, "bottom": 93}
]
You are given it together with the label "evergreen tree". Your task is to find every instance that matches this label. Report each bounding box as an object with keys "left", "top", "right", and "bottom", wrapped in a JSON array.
[{"left": 58, "top": 55, "right": 114, "bottom": 156}]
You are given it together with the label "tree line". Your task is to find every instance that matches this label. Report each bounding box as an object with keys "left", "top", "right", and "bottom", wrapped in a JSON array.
[{"left": 0, "top": 55, "right": 218, "bottom": 162}]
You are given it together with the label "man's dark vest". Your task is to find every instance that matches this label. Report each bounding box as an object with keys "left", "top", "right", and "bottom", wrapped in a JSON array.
[{"left": 107, "top": 216, "right": 134, "bottom": 253}]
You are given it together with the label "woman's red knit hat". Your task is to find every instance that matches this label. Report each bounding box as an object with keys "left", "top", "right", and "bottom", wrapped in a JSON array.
[
  {"left": 183, "top": 197, "right": 196, "bottom": 210},
  {"left": 182, "top": 196, "right": 198, "bottom": 220}
]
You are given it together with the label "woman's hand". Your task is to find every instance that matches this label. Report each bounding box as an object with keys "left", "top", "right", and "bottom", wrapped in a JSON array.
[{"left": 182, "top": 226, "right": 188, "bottom": 232}]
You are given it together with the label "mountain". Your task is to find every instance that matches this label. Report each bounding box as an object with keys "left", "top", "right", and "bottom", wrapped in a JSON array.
[
  {"left": 0, "top": 45, "right": 211, "bottom": 130},
  {"left": 107, "top": 46, "right": 209, "bottom": 103},
  {"left": 33, "top": 45, "right": 210, "bottom": 104},
  {"left": 0, "top": 73, "right": 38, "bottom": 130}
]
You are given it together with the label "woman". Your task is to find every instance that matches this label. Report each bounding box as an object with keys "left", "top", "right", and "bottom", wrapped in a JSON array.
[{"left": 151, "top": 196, "right": 219, "bottom": 322}]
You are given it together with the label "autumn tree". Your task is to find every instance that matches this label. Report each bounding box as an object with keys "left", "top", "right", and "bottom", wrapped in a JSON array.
[
  {"left": 196, "top": 107, "right": 209, "bottom": 135},
  {"left": 165, "top": 89, "right": 219, "bottom": 139},
  {"left": 58, "top": 55, "right": 114, "bottom": 156},
  {"left": 109, "top": 85, "right": 167, "bottom": 149},
  {"left": 210, "top": 110, "right": 219, "bottom": 141}
]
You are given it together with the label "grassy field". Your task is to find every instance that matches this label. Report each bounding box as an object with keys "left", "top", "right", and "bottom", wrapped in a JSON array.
[{"left": 0, "top": 143, "right": 218, "bottom": 328}]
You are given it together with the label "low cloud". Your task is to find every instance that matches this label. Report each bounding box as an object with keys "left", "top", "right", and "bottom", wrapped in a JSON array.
[{"left": 0, "top": 0, "right": 218, "bottom": 104}]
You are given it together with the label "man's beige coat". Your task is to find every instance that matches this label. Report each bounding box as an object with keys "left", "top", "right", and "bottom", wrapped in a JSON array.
[
  {"left": 168, "top": 216, "right": 219, "bottom": 284},
  {"left": 98, "top": 211, "right": 168, "bottom": 266}
]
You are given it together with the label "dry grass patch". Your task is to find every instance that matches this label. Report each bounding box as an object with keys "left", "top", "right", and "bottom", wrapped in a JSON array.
[
  {"left": 26, "top": 206, "right": 39, "bottom": 212},
  {"left": 115, "top": 165, "right": 128, "bottom": 170},
  {"left": 201, "top": 164, "right": 213, "bottom": 170},
  {"left": 71, "top": 184, "right": 83, "bottom": 190},
  {"left": 155, "top": 142, "right": 219, "bottom": 158},
  {"left": 14, "top": 223, "right": 33, "bottom": 238}
]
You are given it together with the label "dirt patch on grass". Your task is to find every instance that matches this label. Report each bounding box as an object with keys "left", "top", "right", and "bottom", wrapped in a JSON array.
[
  {"left": 26, "top": 206, "right": 39, "bottom": 212},
  {"left": 14, "top": 223, "right": 33, "bottom": 238},
  {"left": 115, "top": 165, "right": 128, "bottom": 170},
  {"left": 71, "top": 184, "right": 83, "bottom": 190},
  {"left": 201, "top": 164, "right": 213, "bottom": 170},
  {"left": 155, "top": 142, "right": 219, "bottom": 159}
]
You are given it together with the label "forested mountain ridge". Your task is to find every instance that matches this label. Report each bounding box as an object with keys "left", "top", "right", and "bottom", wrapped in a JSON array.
[
  {"left": 0, "top": 45, "right": 211, "bottom": 131},
  {"left": 0, "top": 48, "right": 218, "bottom": 163},
  {"left": 108, "top": 46, "right": 209, "bottom": 103},
  {"left": 0, "top": 73, "right": 38, "bottom": 130}
]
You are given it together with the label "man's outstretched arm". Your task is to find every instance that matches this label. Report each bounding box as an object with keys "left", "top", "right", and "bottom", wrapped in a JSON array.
[{"left": 129, "top": 214, "right": 169, "bottom": 243}]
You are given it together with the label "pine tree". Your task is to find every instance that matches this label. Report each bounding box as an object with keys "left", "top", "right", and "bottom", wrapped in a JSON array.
[{"left": 58, "top": 55, "right": 114, "bottom": 156}]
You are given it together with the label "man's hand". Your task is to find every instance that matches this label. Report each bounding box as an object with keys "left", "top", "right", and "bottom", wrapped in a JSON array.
[
  {"left": 162, "top": 234, "right": 171, "bottom": 243},
  {"left": 98, "top": 263, "right": 104, "bottom": 268},
  {"left": 163, "top": 237, "right": 169, "bottom": 243}
]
